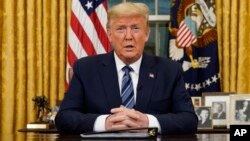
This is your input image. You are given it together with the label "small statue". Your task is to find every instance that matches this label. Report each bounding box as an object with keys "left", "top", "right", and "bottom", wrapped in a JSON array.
[{"left": 32, "top": 95, "right": 51, "bottom": 123}]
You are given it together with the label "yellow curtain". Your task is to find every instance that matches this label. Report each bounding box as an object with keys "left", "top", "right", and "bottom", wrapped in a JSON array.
[
  {"left": 216, "top": 0, "right": 250, "bottom": 93},
  {"left": 0, "top": 0, "right": 72, "bottom": 133}
]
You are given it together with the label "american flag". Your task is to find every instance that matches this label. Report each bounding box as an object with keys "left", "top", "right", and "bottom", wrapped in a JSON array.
[
  {"left": 176, "top": 16, "right": 197, "bottom": 48},
  {"left": 66, "top": 0, "right": 112, "bottom": 88}
]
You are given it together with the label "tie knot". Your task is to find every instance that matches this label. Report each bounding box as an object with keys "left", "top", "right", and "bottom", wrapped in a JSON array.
[{"left": 122, "top": 65, "right": 133, "bottom": 74}]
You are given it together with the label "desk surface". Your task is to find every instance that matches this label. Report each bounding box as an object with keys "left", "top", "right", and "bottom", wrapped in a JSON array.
[
  {"left": 17, "top": 128, "right": 230, "bottom": 134},
  {"left": 1, "top": 133, "right": 229, "bottom": 141}
]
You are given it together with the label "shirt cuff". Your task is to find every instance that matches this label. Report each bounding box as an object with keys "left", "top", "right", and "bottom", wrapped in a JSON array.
[
  {"left": 93, "top": 115, "right": 109, "bottom": 132},
  {"left": 147, "top": 114, "right": 161, "bottom": 133}
]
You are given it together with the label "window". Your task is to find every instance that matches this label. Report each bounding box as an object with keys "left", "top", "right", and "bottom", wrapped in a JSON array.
[{"left": 108, "top": 0, "right": 170, "bottom": 57}]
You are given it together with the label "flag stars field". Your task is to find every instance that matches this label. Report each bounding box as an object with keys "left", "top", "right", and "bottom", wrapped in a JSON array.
[
  {"left": 185, "top": 73, "right": 220, "bottom": 91},
  {"left": 85, "top": 1, "right": 93, "bottom": 9}
]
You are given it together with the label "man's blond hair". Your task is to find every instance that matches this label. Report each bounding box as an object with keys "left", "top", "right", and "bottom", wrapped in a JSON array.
[{"left": 107, "top": 2, "right": 149, "bottom": 29}]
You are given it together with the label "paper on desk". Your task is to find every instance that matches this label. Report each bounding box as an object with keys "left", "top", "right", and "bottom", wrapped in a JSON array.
[
  {"left": 80, "top": 127, "right": 158, "bottom": 139},
  {"left": 80, "top": 132, "right": 151, "bottom": 138}
]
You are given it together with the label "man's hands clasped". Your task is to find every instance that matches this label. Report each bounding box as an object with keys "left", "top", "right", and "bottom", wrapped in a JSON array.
[{"left": 105, "top": 106, "right": 149, "bottom": 132}]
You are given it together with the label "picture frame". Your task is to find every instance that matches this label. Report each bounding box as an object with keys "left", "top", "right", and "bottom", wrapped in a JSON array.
[
  {"left": 195, "top": 106, "right": 213, "bottom": 129},
  {"left": 191, "top": 96, "right": 202, "bottom": 107},
  {"left": 202, "top": 92, "right": 234, "bottom": 128},
  {"left": 230, "top": 94, "right": 250, "bottom": 126}
]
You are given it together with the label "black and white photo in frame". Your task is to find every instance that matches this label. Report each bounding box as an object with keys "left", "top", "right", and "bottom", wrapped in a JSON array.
[
  {"left": 230, "top": 94, "right": 250, "bottom": 125},
  {"left": 195, "top": 107, "right": 213, "bottom": 129}
]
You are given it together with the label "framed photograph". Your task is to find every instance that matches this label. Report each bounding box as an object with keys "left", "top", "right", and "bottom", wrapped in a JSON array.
[
  {"left": 230, "top": 94, "right": 250, "bottom": 125},
  {"left": 195, "top": 106, "right": 213, "bottom": 129},
  {"left": 202, "top": 92, "right": 234, "bottom": 128},
  {"left": 191, "top": 96, "right": 201, "bottom": 107}
]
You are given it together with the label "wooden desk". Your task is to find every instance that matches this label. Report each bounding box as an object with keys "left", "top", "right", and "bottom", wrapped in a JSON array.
[
  {"left": 17, "top": 128, "right": 230, "bottom": 134},
  {"left": 1, "top": 133, "right": 229, "bottom": 141},
  {"left": 197, "top": 128, "right": 229, "bottom": 133},
  {"left": 18, "top": 128, "right": 58, "bottom": 133}
]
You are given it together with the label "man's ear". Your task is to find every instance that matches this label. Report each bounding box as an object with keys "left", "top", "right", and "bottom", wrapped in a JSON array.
[
  {"left": 107, "top": 28, "right": 112, "bottom": 42},
  {"left": 145, "top": 28, "right": 151, "bottom": 42}
]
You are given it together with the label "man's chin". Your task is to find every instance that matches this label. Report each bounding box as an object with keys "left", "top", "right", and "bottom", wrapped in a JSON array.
[
  {"left": 123, "top": 55, "right": 137, "bottom": 64},
  {"left": 123, "top": 51, "right": 136, "bottom": 57}
]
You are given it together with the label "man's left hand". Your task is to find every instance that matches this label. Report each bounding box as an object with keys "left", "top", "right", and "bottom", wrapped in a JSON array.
[{"left": 110, "top": 106, "right": 149, "bottom": 129}]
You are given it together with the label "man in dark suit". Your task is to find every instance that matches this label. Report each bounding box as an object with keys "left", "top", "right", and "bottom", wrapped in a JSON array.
[
  {"left": 55, "top": 2, "right": 197, "bottom": 134},
  {"left": 213, "top": 102, "right": 226, "bottom": 119}
]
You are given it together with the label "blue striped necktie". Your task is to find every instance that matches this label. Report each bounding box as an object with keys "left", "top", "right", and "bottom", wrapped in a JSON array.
[{"left": 121, "top": 66, "right": 135, "bottom": 108}]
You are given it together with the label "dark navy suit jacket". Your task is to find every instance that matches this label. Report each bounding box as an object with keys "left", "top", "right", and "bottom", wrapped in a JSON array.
[{"left": 55, "top": 51, "right": 198, "bottom": 134}]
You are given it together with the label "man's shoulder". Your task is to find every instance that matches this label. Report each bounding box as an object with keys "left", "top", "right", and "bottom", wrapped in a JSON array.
[
  {"left": 213, "top": 113, "right": 218, "bottom": 115},
  {"left": 76, "top": 52, "right": 111, "bottom": 65},
  {"left": 72, "top": 53, "right": 112, "bottom": 73},
  {"left": 144, "top": 53, "right": 179, "bottom": 64},
  {"left": 145, "top": 53, "right": 182, "bottom": 70}
]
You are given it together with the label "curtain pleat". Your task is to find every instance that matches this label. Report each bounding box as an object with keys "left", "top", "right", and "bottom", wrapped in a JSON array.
[
  {"left": 216, "top": 0, "right": 223, "bottom": 89},
  {"left": 1, "top": 0, "right": 16, "bottom": 134},
  {"left": 58, "top": 0, "right": 69, "bottom": 100},
  {"left": 42, "top": 0, "right": 50, "bottom": 102},
  {"left": 222, "top": 0, "right": 231, "bottom": 91},
  {"left": 15, "top": 0, "right": 27, "bottom": 131},
  {"left": 0, "top": 0, "right": 3, "bottom": 134},
  {"left": 229, "top": 0, "right": 238, "bottom": 91},
  {"left": 26, "top": 0, "right": 37, "bottom": 125},
  {"left": 48, "top": 0, "right": 59, "bottom": 107}
]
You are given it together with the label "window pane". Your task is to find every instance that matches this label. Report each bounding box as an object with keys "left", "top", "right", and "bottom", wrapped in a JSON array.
[
  {"left": 108, "top": 0, "right": 123, "bottom": 8},
  {"left": 158, "top": 22, "right": 169, "bottom": 58},
  {"left": 145, "top": 22, "right": 169, "bottom": 58},
  {"left": 144, "top": 23, "right": 156, "bottom": 56},
  {"left": 158, "top": 0, "right": 170, "bottom": 15},
  {"left": 126, "top": 0, "right": 155, "bottom": 15}
]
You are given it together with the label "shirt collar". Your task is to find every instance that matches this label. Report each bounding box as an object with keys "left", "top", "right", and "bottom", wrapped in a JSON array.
[{"left": 114, "top": 52, "right": 142, "bottom": 74}]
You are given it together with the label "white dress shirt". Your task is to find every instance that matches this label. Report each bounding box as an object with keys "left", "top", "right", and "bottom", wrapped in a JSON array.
[{"left": 93, "top": 52, "right": 161, "bottom": 132}]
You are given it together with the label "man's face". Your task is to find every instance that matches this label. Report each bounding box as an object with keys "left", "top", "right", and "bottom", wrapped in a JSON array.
[
  {"left": 200, "top": 109, "right": 209, "bottom": 119},
  {"left": 214, "top": 103, "right": 223, "bottom": 113},
  {"left": 107, "top": 15, "right": 150, "bottom": 64}
]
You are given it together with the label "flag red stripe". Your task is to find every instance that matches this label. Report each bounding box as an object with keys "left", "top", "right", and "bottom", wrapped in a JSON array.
[
  {"left": 89, "top": 12, "right": 111, "bottom": 52},
  {"left": 183, "top": 35, "right": 192, "bottom": 47},
  {"left": 177, "top": 24, "right": 188, "bottom": 41},
  {"left": 177, "top": 24, "right": 189, "bottom": 39},
  {"left": 177, "top": 27, "right": 189, "bottom": 42},
  {"left": 70, "top": 11, "right": 97, "bottom": 56},
  {"left": 180, "top": 31, "right": 192, "bottom": 46},
  {"left": 178, "top": 27, "right": 191, "bottom": 46},
  {"left": 103, "top": 0, "right": 108, "bottom": 11},
  {"left": 67, "top": 44, "right": 78, "bottom": 67},
  {"left": 177, "top": 21, "right": 196, "bottom": 47}
]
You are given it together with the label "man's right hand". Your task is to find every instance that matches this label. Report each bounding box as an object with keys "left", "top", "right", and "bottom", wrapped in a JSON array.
[{"left": 105, "top": 106, "right": 149, "bottom": 131}]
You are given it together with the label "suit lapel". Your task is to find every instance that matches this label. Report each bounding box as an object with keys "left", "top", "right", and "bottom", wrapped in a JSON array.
[
  {"left": 98, "top": 52, "right": 122, "bottom": 109},
  {"left": 135, "top": 54, "right": 157, "bottom": 112}
]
